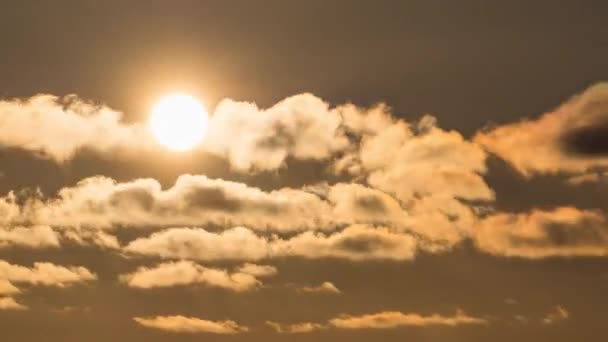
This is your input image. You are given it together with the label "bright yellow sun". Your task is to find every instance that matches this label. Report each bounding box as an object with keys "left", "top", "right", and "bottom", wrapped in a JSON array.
[{"left": 149, "top": 94, "right": 209, "bottom": 151}]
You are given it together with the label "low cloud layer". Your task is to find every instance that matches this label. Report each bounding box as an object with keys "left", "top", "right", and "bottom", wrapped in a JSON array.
[
  {"left": 120, "top": 261, "right": 274, "bottom": 291},
  {"left": 133, "top": 315, "right": 248, "bottom": 334},
  {"left": 329, "top": 310, "right": 488, "bottom": 329},
  {"left": 125, "top": 225, "right": 419, "bottom": 262}
]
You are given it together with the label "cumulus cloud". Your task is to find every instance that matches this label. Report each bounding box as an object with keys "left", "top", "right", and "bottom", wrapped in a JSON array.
[
  {"left": 0, "top": 225, "right": 60, "bottom": 249},
  {"left": 0, "top": 296, "right": 27, "bottom": 310},
  {"left": 124, "top": 227, "right": 269, "bottom": 261},
  {"left": 335, "top": 108, "right": 493, "bottom": 245},
  {"left": 125, "top": 225, "right": 418, "bottom": 262},
  {"left": 0, "top": 260, "right": 97, "bottom": 287},
  {"left": 473, "top": 207, "right": 608, "bottom": 258},
  {"left": 0, "top": 94, "right": 153, "bottom": 161},
  {"left": 298, "top": 281, "right": 341, "bottom": 294},
  {"left": 475, "top": 82, "right": 608, "bottom": 176},
  {"left": 541, "top": 305, "right": 570, "bottom": 325},
  {"left": 133, "top": 315, "right": 248, "bottom": 334},
  {"left": 203, "top": 93, "right": 349, "bottom": 172},
  {"left": 329, "top": 310, "right": 488, "bottom": 329},
  {"left": 12, "top": 175, "right": 333, "bottom": 232},
  {"left": 120, "top": 261, "right": 272, "bottom": 291},
  {"left": 272, "top": 225, "right": 418, "bottom": 261},
  {"left": 0, "top": 260, "right": 96, "bottom": 308},
  {"left": 266, "top": 321, "right": 326, "bottom": 333}
]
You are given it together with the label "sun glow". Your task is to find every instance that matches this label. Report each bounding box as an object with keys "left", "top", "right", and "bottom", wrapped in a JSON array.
[{"left": 149, "top": 94, "right": 209, "bottom": 151}]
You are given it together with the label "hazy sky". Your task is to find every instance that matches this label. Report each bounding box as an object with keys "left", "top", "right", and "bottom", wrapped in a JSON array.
[{"left": 1, "top": 1, "right": 607, "bottom": 341}]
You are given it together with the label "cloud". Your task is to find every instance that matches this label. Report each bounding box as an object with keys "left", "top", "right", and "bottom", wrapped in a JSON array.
[
  {"left": 0, "top": 94, "right": 153, "bottom": 161},
  {"left": 266, "top": 321, "right": 326, "bottom": 333},
  {"left": 0, "top": 296, "right": 27, "bottom": 310},
  {"left": 473, "top": 207, "right": 608, "bottom": 258},
  {"left": 125, "top": 225, "right": 419, "bottom": 262},
  {"left": 0, "top": 279, "right": 20, "bottom": 295},
  {"left": 120, "top": 261, "right": 272, "bottom": 292},
  {"left": 541, "top": 305, "right": 570, "bottom": 325},
  {"left": 475, "top": 83, "right": 608, "bottom": 176},
  {"left": 235, "top": 263, "right": 277, "bottom": 278},
  {"left": 329, "top": 310, "right": 488, "bottom": 329},
  {"left": 203, "top": 93, "right": 349, "bottom": 172},
  {"left": 0, "top": 225, "right": 60, "bottom": 249},
  {"left": 335, "top": 108, "right": 493, "bottom": 245},
  {"left": 133, "top": 315, "right": 248, "bottom": 334},
  {"left": 124, "top": 227, "right": 269, "bottom": 261},
  {"left": 14, "top": 175, "right": 333, "bottom": 232},
  {"left": 298, "top": 281, "right": 341, "bottom": 294},
  {"left": 272, "top": 225, "right": 418, "bottom": 261},
  {"left": 0, "top": 260, "right": 97, "bottom": 287}
]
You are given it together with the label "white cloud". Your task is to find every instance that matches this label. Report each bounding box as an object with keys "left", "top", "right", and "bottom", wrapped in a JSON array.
[{"left": 0, "top": 94, "right": 153, "bottom": 161}]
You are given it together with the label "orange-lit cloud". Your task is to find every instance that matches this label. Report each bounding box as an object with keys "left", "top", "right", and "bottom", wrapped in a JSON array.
[
  {"left": 133, "top": 315, "right": 248, "bottom": 334},
  {"left": 473, "top": 207, "right": 608, "bottom": 258},
  {"left": 120, "top": 260, "right": 273, "bottom": 291},
  {"left": 475, "top": 83, "right": 608, "bottom": 176},
  {"left": 329, "top": 310, "right": 488, "bottom": 329}
]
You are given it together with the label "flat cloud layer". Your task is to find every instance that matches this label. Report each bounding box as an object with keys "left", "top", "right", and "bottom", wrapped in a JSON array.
[{"left": 329, "top": 310, "right": 488, "bottom": 329}]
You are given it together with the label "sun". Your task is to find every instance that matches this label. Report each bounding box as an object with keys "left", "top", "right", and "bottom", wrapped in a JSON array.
[{"left": 149, "top": 94, "right": 209, "bottom": 151}]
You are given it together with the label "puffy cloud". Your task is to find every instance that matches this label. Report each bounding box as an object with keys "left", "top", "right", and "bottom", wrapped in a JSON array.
[
  {"left": 0, "top": 260, "right": 96, "bottom": 308},
  {"left": 124, "top": 227, "right": 269, "bottom": 261},
  {"left": 335, "top": 108, "right": 493, "bottom": 245},
  {"left": 16, "top": 175, "right": 333, "bottom": 232},
  {"left": 329, "top": 310, "right": 488, "bottom": 329},
  {"left": 272, "top": 225, "right": 418, "bottom": 261},
  {"left": 0, "top": 93, "right": 348, "bottom": 171},
  {"left": 120, "top": 261, "right": 271, "bottom": 292},
  {"left": 0, "top": 279, "right": 20, "bottom": 295},
  {"left": 133, "top": 315, "right": 248, "bottom": 334},
  {"left": 0, "top": 297, "right": 27, "bottom": 310},
  {"left": 0, "top": 260, "right": 97, "bottom": 287},
  {"left": 266, "top": 321, "right": 326, "bottom": 333},
  {"left": 475, "top": 83, "right": 608, "bottom": 176},
  {"left": 125, "top": 225, "right": 419, "bottom": 262},
  {"left": 298, "top": 281, "right": 341, "bottom": 294},
  {"left": 0, "top": 94, "right": 153, "bottom": 161},
  {"left": 541, "top": 305, "right": 570, "bottom": 325},
  {"left": 473, "top": 207, "right": 608, "bottom": 258},
  {"left": 203, "top": 93, "right": 349, "bottom": 172},
  {"left": 0, "top": 225, "right": 60, "bottom": 249}
]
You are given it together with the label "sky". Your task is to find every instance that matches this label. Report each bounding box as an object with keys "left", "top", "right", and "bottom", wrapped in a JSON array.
[{"left": 1, "top": 1, "right": 608, "bottom": 341}]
